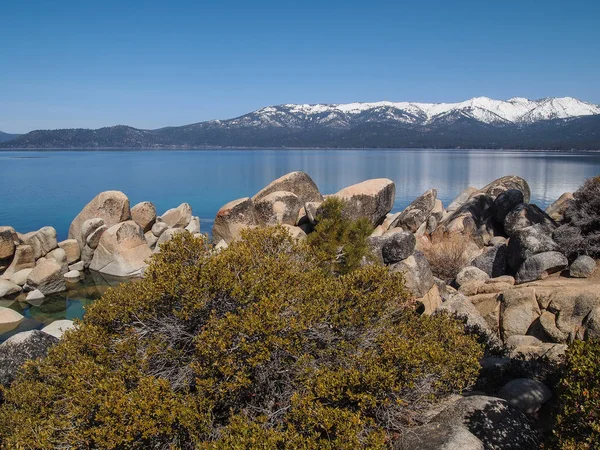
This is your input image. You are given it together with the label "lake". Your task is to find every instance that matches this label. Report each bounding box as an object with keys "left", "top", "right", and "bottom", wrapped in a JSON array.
[
  {"left": 1, "top": 148, "right": 600, "bottom": 341},
  {"left": 2, "top": 148, "right": 600, "bottom": 241}
]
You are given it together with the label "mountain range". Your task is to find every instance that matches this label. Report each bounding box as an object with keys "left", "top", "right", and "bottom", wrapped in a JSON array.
[
  {"left": 1, "top": 96, "right": 600, "bottom": 150},
  {"left": 0, "top": 131, "right": 21, "bottom": 143}
]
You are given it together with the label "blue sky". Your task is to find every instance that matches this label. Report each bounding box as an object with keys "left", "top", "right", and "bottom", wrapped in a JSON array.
[{"left": 1, "top": 0, "right": 599, "bottom": 133}]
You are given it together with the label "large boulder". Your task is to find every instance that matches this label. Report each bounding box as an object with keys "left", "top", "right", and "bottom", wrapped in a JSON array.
[
  {"left": 155, "top": 227, "right": 186, "bottom": 249},
  {"left": 504, "top": 204, "right": 556, "bottom": 237},
  {"left": 254, "top": 191, "right": 303, "bottom": 226},
  {"left": 130, "top": 201, "right": 157, "bottom": 232},
  {"left": 328, "top": 178, "right": 395, "bottom": 227},
  {"left": 507, "top": 224, "right": 559, "bottom": 271},
  {"left": 68, "top": 191, "right": 131, "bottom": 247},
  {"left": 541, "top": 288, "right": 600, "bottom": 341},
  {"left": 545, "top": 192, "right": 573, "bottom": 222},
  {"left": 21, "top": 226, "right": 58, "bottom": 260},
  {"left": 185, "top": 216, "right": 200, "bottom": 234},
  {"left": 86, "top": 225, "right": 108, "bottom": 250},
  {"left": 26, "top": 258, "right": 67, "bottom": 295},
  {"left": 494, "top": 189, "right": 524, "bottom": 223},
  {"left": 456, "top": 266, "right": 490, "bottom": 287},
  {"left": 389, "top": 189, "right": 437, "bottom": 232},
  {"left": 157, "top": 203, "right": 192, "bottom": 229},
  {"left": 381, "top": 231, "right": 416, "bottom": 264},
  {"left": 81, "top": 218, "right": 105, "bottom": 243},
  {"left": 0, "top": 279, "right": 21, "bottom": 298},
  {"left": 470, "top": 243, "right": 508, "bottom": 278},
  {"left": 89, "top": 221, "right": 152, "bottom": 277},
  {"left": 0, "top": 226, "right": 18, "bottom": 260},
  {"left": 9, "top": 268, "right": 33, "bottom": 287},
  {"left": 442, "top": 193, "right": 494, "bottom": 233},
  {"left": 58, "top": 239, "right": 81, "bottom": 264},
  {"left": 0, "top": 330, "right": 58, "bottom": 386},
  {"left": 0, "top": 307, "right": 24, "bottom": 334},
  {"left": 1, "top": 245, "right": 35, "bottom": 279},
  {"left": 515, "top": 251, "right": 568, "bottom": 284},
  {"left": 499, "top": 379, "right": 552, "bottom": 415},
  {"left": 401, "top": 422, "right": 483, "bottom": 450},
  {"left": 570, "top": 255, "right": 596, "bottom": 278},
  {"left": 447, "top": 186, "right": 478, "bottom": 214},
  {"left": 389, "top": 251, "right": 433, "bottom": 298},
  {"left": 435, "top": 293, "right": 496, "bottom": 340},
  {"left": 500, "top": 288, "right": 540, "bottom": 339},
  {"left": 252, "top": 171, "right": 323, "bottom": 204},
  {"left": 212, "top": 197, "right": 258, "bottom": 244},
  {"left": 480, "top": 175, "right": 531, "bottom": 203}
]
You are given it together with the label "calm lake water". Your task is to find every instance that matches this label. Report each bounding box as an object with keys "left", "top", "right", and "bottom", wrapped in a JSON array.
[{"left": 1, "top": 148, "right": 600, "bottom": 341}]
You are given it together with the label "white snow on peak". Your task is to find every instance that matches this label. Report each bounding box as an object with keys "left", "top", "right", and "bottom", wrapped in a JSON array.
[{"left": 250, "top": 97, "right": 600, "bottom": 125}]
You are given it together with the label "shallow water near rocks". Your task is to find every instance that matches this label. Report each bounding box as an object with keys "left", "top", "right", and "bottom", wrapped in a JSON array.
[{"left": 1, "top": 148, "right": 600, "bottom": 338}]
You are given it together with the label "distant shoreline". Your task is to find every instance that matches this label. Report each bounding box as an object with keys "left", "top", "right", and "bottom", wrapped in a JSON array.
[{"left": 1, "top": 147, "right": 599, "bottom": 152}]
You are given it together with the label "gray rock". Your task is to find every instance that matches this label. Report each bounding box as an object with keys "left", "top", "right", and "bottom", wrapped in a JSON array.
[
  {"left": 254, "top": 191, "right": 303, "bottom": 226},
  {"left": 381, "top": 231, "right": 416, "bottom": 264},
  {"left": 471, "top": 244, "right": 508, "bottom": 278},
  {"left": 185, "top": 216, "right": 201, "bottom": 234},
  {"left": 539, "top": 311, "right": 569, "bottom": 343},
  {"left": 81, "top": 218, "right": 105, "bottom": 243},
  {"left": 390, "top": 251, "right": 433, "bottom": 298},
  {"left": 26, "top": 258, "right": 67, "bottom": 295},
  {"left": 456, "top": 266, "right": 490, "bottom": 287},
  {"left": 429, "top": 394, "right": 538, "bottom": 449},
  {"left": 507, "top": 224, "right": 559, "bottom": 271},
  {"left": 9, "top": 268, "right": 33, "bottom": 287},
  {"left": 68, "top": 261, "right": 85, "bottom": 272},
  {"left": 21, "top": 226, "right": 58, "bottom": 260},
  {"left": 86, "top": 224, "right": 108, "bottom": 250},
  {"left": 58, "top": 239, "right": 81, "bottom": 264},
  {"left": 494, "top": 189, "right": 524, "bottom": 223},
  {"left": 64, "top": 270, "right": 81, "bottom": 280},
  {"left": 80, "top": 245, "right": 95, "bottom": 269},
  {"left": 212, "top": 197, "right": 258, "bottom": 244},
  {"left": 304, "top": 201, "right": 323, "bottom": 225},
  {"left": 89, "top": 221, "right": 152, "bottom": 277},
  {"left": 401, "top": 422, "right": 483, "bottom": 450},
  {"left": 155, "top": 227, "right": 186, "bottom": 249},
  {"left": 46, "top": 247, "right": 68, "bottom": 267},
  {"left": 0, "top": 279, "right": 21, "bottom": 298},
  {"left": 0, "top": 307, "right": 24, "bottom": 334},
  {"left": 328, "top": 178, "right": 395, "bottom": 227},
  {"left": 252, "top": 171, "right": 323, "bottom": 204},
  {"left": 151, "top": 221, "right": 169, "bottom": 238},
  {"left": 545, "top": 192, "right": 573, "bottom": 222},
  {"left": 157, "top": 203, "right": 192, "bottom": 228},
  {"left": 144, "top": 230, "right": 159, "bottom": 249},
  {"left": 447, "top": 187, "right": 478, "bottom": 214},
  {"left": 367, "top": 236, "right": 386, "bottom": 264},
  {"left": 426, "top": 214, "right": 438, "bottom": 234},
  {"left": 68, "top": 191, "right": 130, "bottom": 247},
  {"left": 515, "top": 251, "right": 568, "bottom": 284},
  {"left": 130, "top": 201, "right": 157, "bottom": 233},
  {"left": 443, "top": 193, "right": 495, "bottom": 231},
  {"left": 41, "top": 319, "right": 75, "bottom": 339},
  {"left": 390, "top": 189, "right": 437, "bottom": 232},
  {"left": 435, "top": 293, "right": 496, "bottom": 340},
  {"left": 500, "top": 288, "right": 540, "bottom": 339},
  {"left": 26, "top": 289, "right": 45, "bottom": 301},
  {"left": 499, "top": 379, "right": 552, "bottom": 414},
  {"left": 504, "top": 204, "right": 556, "bottom": 237},
  {"left": 0, "top": 330, "right": 58, "bottom": 386},
  {"left": 0, "top": 226, "right": 18, "bottom": 260},
  {"left": 570, "top": 255, "right": 596, "bottom": 278},
  {"left": 480, "top": 175, "right": 531, "bottom": 203}
]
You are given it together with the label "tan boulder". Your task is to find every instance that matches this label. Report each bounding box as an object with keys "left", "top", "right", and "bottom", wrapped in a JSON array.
[
  {"left": 500, "top": 288, "right": 540, "bottom": 340},
  {"left": 26, "top": 258, "right": 67, "bottom": 295},
  {"left": 157, "top": 203, "right": 192, "bottom": 229},
  {"left": 0, "top": 306, "right": 24, "bottom": 334},
  {"left": 545, "top": 192, "right": 573, "bottom": 222},
  {"left": 9, "top": 268, "right": 33, "bottom": 287},
  {"left": 0, "top": 279, "right": 21, "bottom": 298},
  {"left": 418, "top": 284, "right": 443, "bottom": 315},
  {"left": 328, "top": 178, "right": 395, "bottom": 226},
  {"left": 58, "top": 239, "right": 81, "bottom": 264},
  {"left": 281, "top": 224, "right": 307, "bottom": 242},
  {"left": 0, "top": 226, "right": 18, "bottom": 260},
  {"left": 21, "top": 227, "right": 58, "bottom": 260},
  {"left": 1, "top": 245, "right": 35, "bottom": 279},
  {"left": 252, "top": 171, "right": 323, "bottom": 204},
  {"left": 89, "top": 221, "right": 152, "bottom": 277},
  {"left": 86, "top": 225, "right": 108, "bottom": 250},
  {"left": 68, "top": 191, "right": 131, "bottom": 247},
  {"left": 131, "top": 201, "right": 157, "bottom": 232},
  {"left": 212, "top": 197, "right": 258, "bottom": 244},
  {"left": 254, "top": 191, "right": 303, "bottom": 226}
]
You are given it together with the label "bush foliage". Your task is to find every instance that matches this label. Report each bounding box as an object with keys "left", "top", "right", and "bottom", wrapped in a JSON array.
[
  {"left": 420, "top": 229, "right": 474, "bottom": 282},
  {"left": 0, "top": 226, "right": 482, "bottom": 449},
  {"left": 555, "top": 176, "right": 600, "bottom": 260},
  {"left": 552, "top": 339, "right": 600, "bottom": 449}
]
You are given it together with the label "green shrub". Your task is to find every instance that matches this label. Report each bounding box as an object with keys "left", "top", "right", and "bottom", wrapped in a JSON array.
[
  {"left": 307, "top": 197, "right": 374, "bottom": 274},
  {"left": 0, "top": 227, "right": 482, "bottom": 449},
  {"left": 552, "top": 339, "right": 600, "bottom": 449}
]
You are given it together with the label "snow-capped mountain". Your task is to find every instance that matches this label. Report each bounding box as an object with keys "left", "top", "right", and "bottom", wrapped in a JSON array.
[
  {"left": 224, "top": 97, "right": 600, "bottom": 129},
  {"left": 2, "top": 96, "right": 600, "bottom": 150}
]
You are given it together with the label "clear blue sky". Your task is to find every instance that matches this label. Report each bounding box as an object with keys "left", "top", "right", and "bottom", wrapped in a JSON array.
[{"left": 1, "top": 0, "right": 599, "bottom": 133}]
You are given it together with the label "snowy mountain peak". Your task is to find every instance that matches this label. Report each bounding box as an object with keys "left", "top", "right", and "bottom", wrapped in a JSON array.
[{"left": 244, "top": 96, "right": 600, "bottom": 127}]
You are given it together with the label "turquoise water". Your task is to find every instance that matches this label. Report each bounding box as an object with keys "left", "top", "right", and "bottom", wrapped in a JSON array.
[
  {"left": 1, "top": 148, "right": 600, "bottom": 340},
  {"left": 1, "top": 149, "right": 600, "bottom": 241}
]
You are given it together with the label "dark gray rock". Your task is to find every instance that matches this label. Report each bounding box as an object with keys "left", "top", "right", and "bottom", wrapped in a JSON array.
[
  {"left": 381, "top": 231, "right": 416, "bottom": 264},
  {"left": 443, "top": 193, "right": 495, "bottom": 231},
  {"left": 507, "top": 224, "right": 559, "bottom": 270},
  {"left": 504, "top": 204, "right": 557, "bottom": 237},
  {"left": 570, "top": 255, "right": 596, "bottom": 278},
  {"left": 471, "top": 244, "right": 508, "bottom": 278},
  {"left": 390, "top": 189, "right": 437, "bottom": 232},
  {"left": 494, "top": 189, "right": 524, "bottom": 223},
  {"left": 367, "top": 236, "right": 386, "bottom": 264},
  {"left": 515, "top": 251, "right": 568, "bottom": 284},
  {"left": 390, "top": 251, "right": 433, "bottom": 298},
  {"left": 0, "top": 330, "right": 59, "bottom": 386},
  {"left": 499, "top": 379, "right": 552, "bottom": 414}
]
